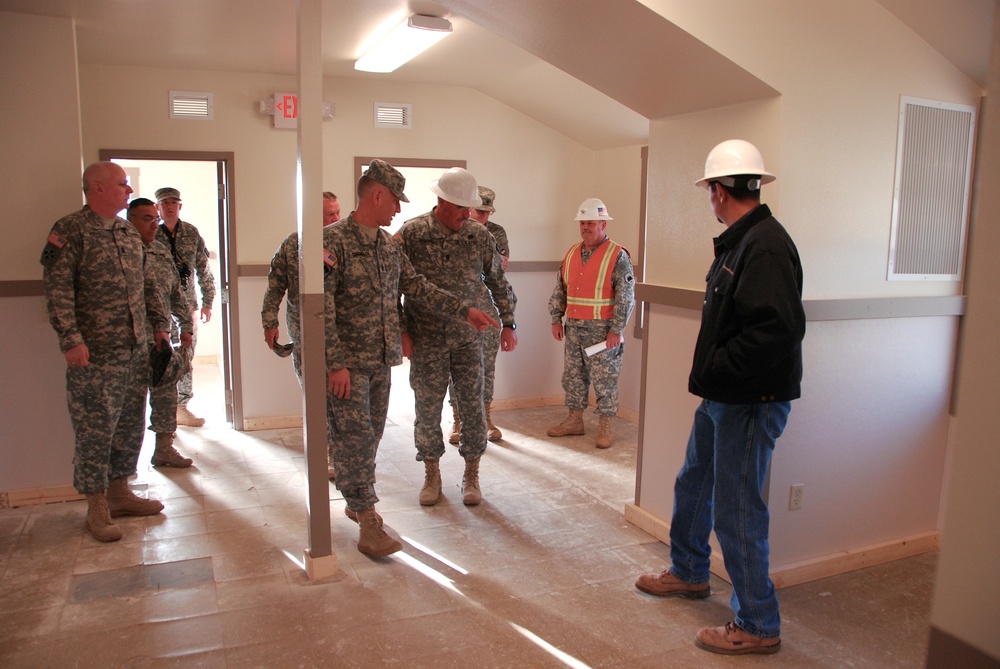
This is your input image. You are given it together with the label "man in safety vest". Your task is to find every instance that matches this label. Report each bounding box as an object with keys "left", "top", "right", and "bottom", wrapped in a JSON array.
[{"left": 547, "top": 198, "right": 635, "bottom": 448}]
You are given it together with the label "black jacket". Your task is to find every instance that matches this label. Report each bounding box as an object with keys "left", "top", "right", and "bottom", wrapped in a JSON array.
[{"left": 689, "top": 204, "right": 805, "bottom": 403}]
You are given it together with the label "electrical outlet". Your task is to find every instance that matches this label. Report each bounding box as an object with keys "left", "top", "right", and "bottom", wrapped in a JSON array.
[{"left": 789, "top": 484, "right": 804, "bottom": 511}]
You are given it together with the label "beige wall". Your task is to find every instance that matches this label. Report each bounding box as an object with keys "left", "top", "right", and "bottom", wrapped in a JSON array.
[
  {"left": 0, "top": 12, "right": 83, "bottom": 495},
  {"left": 635, "top": 0, "right": 982, "bottom": 579},
  {"left": 929, "top": 8, "right": 1000, "bottom": 662}
]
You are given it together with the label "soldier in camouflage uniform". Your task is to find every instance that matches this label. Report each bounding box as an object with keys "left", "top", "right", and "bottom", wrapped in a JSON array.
[
  {"left": 126, "top": 199, "right": 195, "bottom": 468},
  {"left": 155, "top": 187, "right": 216, "bottom": 427},
  {"left": 262, "top": 192, "right": 341, "bottom": 382},
  {"left": 396, "top": 168, "right": 517, "bottom": 508},
  {"left": 447, "top": 186, "right": 513, "bottom": 444},
  {"left": 325, "top": 160, "right": 497, "bottom": 558},
  {"left": 548, "top": 198, "right": 635, "bottom": 449},
  {"left": 41, "top": 162, "right": 172, "bottom": 542},
  {"left": 263, "top": 193, "right": 340, "bottom": 478}
]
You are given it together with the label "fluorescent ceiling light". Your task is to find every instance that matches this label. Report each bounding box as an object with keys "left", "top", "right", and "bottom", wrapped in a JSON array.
[{"left": 355, "top": 15, "right": 452, "bottom": 73}]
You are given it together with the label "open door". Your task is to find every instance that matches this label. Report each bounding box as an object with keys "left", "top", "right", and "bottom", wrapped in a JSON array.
[{"left": 100, "top": 149, "right": 241, "bottom": 428}]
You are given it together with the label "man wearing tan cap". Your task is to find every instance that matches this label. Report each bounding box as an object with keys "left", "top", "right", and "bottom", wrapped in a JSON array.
[
  {"left": 155, "top": 186, "right": 216, "bottom": 428},
  {"left": 324, "top": 159, "right": 497, "bottom": 559},
  {"left": 447, "top": 186, "right": 513, "bottom": 444}
]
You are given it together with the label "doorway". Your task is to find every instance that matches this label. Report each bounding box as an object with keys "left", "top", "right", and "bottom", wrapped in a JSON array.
[{"left": 100, "top": 149, "right": 241, "bottom": 428}]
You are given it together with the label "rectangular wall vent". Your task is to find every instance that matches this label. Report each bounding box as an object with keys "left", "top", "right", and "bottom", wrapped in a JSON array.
[
  {"left": 374, "top": 102, "right": 411, "bottom": 129},
  {"left": 888, "top": 96, "right": 976, "bottom": 281},
  {"left": 169, "top": 91, "right": 214, "bottom": 120}
]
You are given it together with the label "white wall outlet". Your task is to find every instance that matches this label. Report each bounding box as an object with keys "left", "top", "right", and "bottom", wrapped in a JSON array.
[{"left": 789, "top": 484, "right": 804, "bottom": 511}]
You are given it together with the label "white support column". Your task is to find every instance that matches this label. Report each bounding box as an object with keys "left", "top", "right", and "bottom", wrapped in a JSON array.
[{"left": 297, "top": 0, "right": 336, "bottom": 579}]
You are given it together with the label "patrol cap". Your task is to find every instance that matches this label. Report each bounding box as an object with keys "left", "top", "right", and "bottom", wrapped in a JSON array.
[
  {"left": 164, "top": 345, "right": 192, "bottom": 387},
  {"left": 362, "top": 159, "right": 409, "bottom": 203},
  {"left": 155, "top": 187, "right": 182, "bottom": 202},
  {"left": 476, "top": 187, "right": 496, "bottom": 213},
  {"left": 149, "top": 345, "right": 173, "bottom": 386},
  {"left": 272, "top": 341, "right": 294, "bottom": 358}
]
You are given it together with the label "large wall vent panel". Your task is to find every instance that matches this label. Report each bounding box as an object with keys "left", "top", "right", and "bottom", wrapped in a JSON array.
[{"left": 888, "top": 97, "right": 976, "bottom": 281}]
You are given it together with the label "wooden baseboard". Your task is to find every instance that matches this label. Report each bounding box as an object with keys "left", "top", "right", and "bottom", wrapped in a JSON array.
[
  {"left": 624, "top": 503, "right": 939, "bottom": 588},
  {"left": 3, "top": 484, "right": 84, "bottom": 508},
  {"left": 243, "top": 415, "right": 304, "bottom": 431}
]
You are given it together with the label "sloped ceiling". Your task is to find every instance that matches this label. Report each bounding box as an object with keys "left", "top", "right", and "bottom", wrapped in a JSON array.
[{"left": 0, "top": 0, "right": 993, "bottom": 149}]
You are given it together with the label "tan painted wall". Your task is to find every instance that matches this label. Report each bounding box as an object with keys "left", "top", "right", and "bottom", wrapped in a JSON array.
[{"left": 636, "top": 0, "right": 982, "bottom": 576}]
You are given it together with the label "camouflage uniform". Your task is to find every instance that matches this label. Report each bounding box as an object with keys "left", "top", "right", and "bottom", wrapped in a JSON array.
[
  {"left": 144, "top": 239, "right": 194, "bottom": 433},
  {"left": 156, "top": 219, "right": 215, "bottom": 405},
  {"left": 449, "top": 220, "right": 512, "bottom": 406},
  {"left": 41, "top": 206, "right": 169, "bottom": 494},
  {"left": 261, "top": 231, "right": 304, "bottom": 382},
  {"left": 548, "top": 237, "right": 635, "bottom": 416},
  {"left": 397, "top": 213, "right": 516, "bottom": 461},
  {"left": 324, "top": 216, "right": 464, "bottom": 513}
]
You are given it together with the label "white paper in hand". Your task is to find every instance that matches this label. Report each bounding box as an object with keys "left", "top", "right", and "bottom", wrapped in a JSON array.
[{"left": 585, "top": 341, "right": 607, "bottom": 357}]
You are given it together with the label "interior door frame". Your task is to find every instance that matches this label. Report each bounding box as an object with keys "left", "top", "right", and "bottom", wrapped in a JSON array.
[{"left": 100, "top": 148, "right": 242, "bottom": 429}]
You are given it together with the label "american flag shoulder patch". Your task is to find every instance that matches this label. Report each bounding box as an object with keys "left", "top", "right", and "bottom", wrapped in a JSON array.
[
  {"left": 323, "top": 249, "right": 337, "bottom": 267},
  {"left": 47, "top": 231, "right": 66, "bottom": 248}
]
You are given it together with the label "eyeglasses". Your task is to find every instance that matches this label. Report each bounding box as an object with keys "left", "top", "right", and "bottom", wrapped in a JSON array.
[{"left": 137, "top": 215, "right": 161, "bottom": 224}]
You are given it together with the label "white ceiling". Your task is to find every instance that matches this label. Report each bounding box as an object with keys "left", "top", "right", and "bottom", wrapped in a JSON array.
[{"left": 0, "top": 0, "right": 994, "bottom": 150}]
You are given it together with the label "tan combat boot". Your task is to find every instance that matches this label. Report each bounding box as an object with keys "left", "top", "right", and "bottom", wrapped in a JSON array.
[
  {"left": 596, "top": 415, "right": 614, "bottom": 449},
  {"left": 85, "top": 491, "right": 123, "bottom": 542},
  {"left": 485, "top": 403, "right": 502, "bottom": 442},
  {"left": 356, "top": 506, "right": 401, "bottom": 558},
  {"left": 448, "top": 403, "right": 461, "bottom": 445},
  {"left": 462, "top": 456, "right": 482, "bottom": 506},
  {"left": 176, "top": 405, "right": 205, "bottom": 427},
  {"left": 107, "top": 477, "right": 164, "bottom": 518},
  {"left": 344, "top": 505, "right": 382, "bottom": 525},
  {"left": 547, "top": 409, "right": 585, "bottom": 437},
  {"left": 151, "top": 432, "right": 193, "bottom": 468},
  {"left": 419, "top": 459, "right": 442, "bottom": 506}
]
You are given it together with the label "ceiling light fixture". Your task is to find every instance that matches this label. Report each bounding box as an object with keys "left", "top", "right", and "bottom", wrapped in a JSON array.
[{"left": 354, "top": 15, "right": 453, "bottom": 73}]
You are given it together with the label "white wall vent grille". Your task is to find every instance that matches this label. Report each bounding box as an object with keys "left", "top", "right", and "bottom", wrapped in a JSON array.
[
  {"left": 374, "top": 102, "right": 411, "bottom": 129},
  {"left": 169, "top": 91, "right": 214, "bottom": 120},
  {"left": 888, "top": 96, "right": 976, "bottom": 281}
]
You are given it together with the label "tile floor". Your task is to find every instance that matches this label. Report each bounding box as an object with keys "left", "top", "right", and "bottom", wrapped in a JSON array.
[{"left": 0, "top": 361, "right": 935, "bottom": 667}]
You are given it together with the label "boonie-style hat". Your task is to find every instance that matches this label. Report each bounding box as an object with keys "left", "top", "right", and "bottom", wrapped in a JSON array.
[{"left": 363, "top": 159, "right": 410, "bottom": 203}]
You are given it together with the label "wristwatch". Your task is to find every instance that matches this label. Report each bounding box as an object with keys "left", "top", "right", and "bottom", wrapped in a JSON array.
[{"left": 503, "top": 323, "right": 516, "bottom": 330}]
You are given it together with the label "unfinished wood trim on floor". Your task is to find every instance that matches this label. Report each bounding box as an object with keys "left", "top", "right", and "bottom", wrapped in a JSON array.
[{"left": 624, "top": 502, "right": 939, "bottom": 588}]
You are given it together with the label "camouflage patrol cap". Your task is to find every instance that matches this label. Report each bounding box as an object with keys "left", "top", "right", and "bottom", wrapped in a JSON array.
[
  {"left": 476, "top": 187, "right": 496, "bottom": 213},
  {"left": 362, "top": 159, "right": 409, "bottom": 203},
  {"left": 161, "top": 345, "right": 192, "bottom": 387},
  {"left": 149, "top": 345, "right": 173, "bottom": 386},
  {"left": 155, "top": 187, "right": 182, "bottom": 202},
  {"left": 272, "top": 341, "right": 294, "bottom": 358}
]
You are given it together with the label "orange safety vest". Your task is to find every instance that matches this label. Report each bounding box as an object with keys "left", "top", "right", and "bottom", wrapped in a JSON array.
[{"left": 562, "top": 239, "right": 622, "bottom": 320}]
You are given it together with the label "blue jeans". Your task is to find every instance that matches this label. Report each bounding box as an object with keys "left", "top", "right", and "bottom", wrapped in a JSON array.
[{"left": 668, "top": 399, "right": 791, "bottom": 639}]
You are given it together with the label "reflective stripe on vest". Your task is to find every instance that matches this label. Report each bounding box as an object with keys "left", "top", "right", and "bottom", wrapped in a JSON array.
[{"left": 562, "top": 240, "right": 621, "bottom": 320}]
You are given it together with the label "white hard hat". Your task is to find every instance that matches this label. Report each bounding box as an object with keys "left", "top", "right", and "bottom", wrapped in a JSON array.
[
  {"left": 574, "top": 197, "right": 613, "bottom": 221},
  {"left": 430, "top": 167, "right": 482, "bottom": 208},
  {"left": 695, "top": 139, "right": 775, "bottom": 189}
]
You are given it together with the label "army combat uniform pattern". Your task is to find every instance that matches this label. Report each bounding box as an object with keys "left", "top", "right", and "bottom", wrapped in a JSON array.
[
  {"left": 145, "top": 239, "right": 194, "bottom": 434},
  {"left": 42, "top": 207, "right": 170, "bottom": 494},
  {"left": 397, "top": 213, "right": 516, "bottom": 461},
  {"left": 548, "top": 238, "right": 635, "bottom": 417},
  {"left": 261, "top": 231, "right": 304, "bottom": 381},
  {"left": 324, "top": 216, "right": 464, "bottom": 513},
  {"left": 481, "top": 220, "right": 513, "bottom": 405},
  {"left": 156, "top": 219, "right": 215, "bottom": 405},
  {"left": 449, "top": 219, "right": 514, "bottom": 407}
]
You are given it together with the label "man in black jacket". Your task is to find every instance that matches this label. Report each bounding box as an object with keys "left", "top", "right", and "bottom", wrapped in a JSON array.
[{"left": 634, "top": 140, "right": 805, "bottom": 656}]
